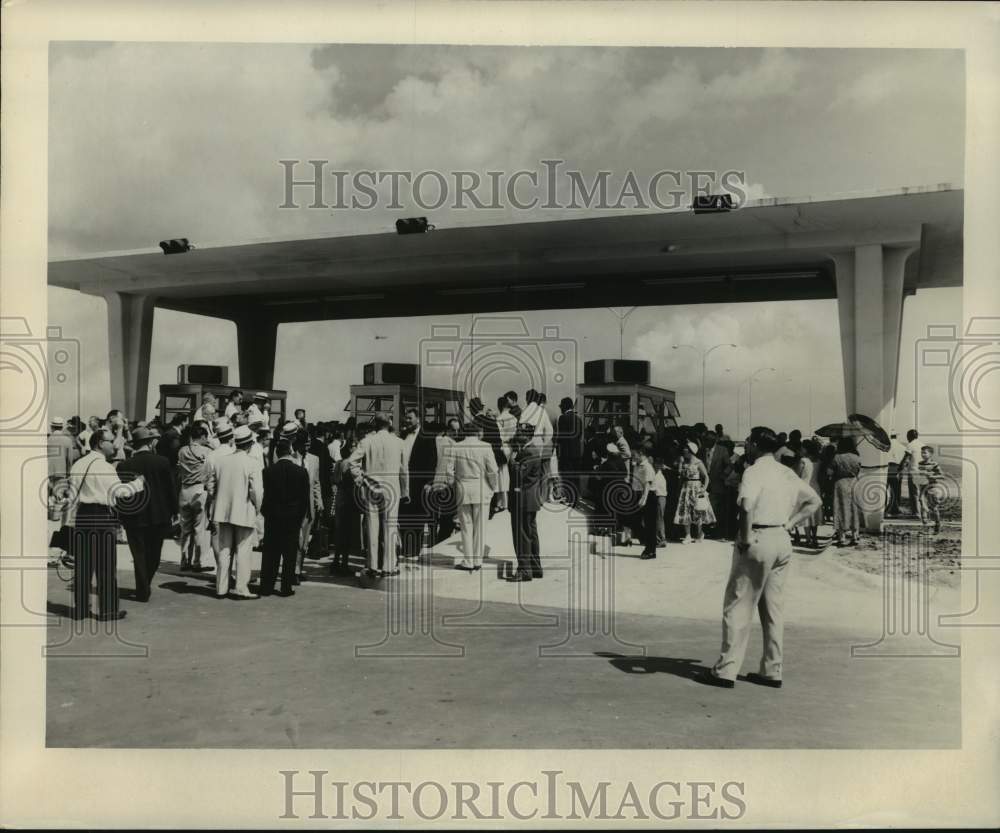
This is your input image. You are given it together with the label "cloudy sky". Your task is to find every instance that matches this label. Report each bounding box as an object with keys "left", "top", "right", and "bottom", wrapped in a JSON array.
[{"left": 47, "top": 43, "right": 964, "bottom": 432}]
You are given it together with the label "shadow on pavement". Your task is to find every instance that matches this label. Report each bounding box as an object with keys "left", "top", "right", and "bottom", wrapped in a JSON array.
[
  {"left": 158, "top": 580, "right": 220, "bottom": 598},
  {"left": 597, "top": 652, "right": 707, "bottom": 682}
]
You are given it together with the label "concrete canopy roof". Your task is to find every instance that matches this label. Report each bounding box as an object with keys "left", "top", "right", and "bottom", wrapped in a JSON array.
[{"left": 49, "top": 185, "right": 962, "bottom": 321}]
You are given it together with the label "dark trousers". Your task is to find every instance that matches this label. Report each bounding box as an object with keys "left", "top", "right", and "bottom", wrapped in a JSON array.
[
  {"left": 885, "top": 466, "right": 901, "bottom": 515},
  {"left": 72, "top": 503, "right": 119, "bottom": 617},
  {"left": 260, "top": 521, "right": 299, "bottom": 593},
  {"left": 124, "top": 523, "right": 167, "bottom": 601},
  {"left": 510, "top": 498, "right": 541, "bottom": 576},
  {"left": 399, "top": 500, "right": 429, "bottom": 558},
  {"left": 558, "top": 459, "right": 581, "bottom": 505},
  {"left": 641, "top": 497, "right": 660, "bottom": 555}
]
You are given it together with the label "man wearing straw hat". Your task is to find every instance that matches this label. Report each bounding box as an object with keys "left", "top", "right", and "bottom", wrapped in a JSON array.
[{"left": 206, "top": 424, "right": 262, "bottom": 600}]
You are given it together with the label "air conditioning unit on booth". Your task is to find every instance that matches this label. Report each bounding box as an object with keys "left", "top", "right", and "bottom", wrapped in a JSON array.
[
  {"left": 177, "top": 364, "right": 229, "bottom": 385},
  {"left": 363, "top": 362, "right": 421, "bottom": 385},
  {"left": 583, "top": 359, "right": 650, "bottom": 385}
]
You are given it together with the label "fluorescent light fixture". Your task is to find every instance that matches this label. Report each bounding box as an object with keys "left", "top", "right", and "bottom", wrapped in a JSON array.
[
  {"left": 436, "top": 286, "right": 507, "bottom": 296},
  {"left": 642, "top": 275, "right": 728, "bottom": 286},
  {"left": 510, "top": 282, "right": 587, "bottom": 293}
]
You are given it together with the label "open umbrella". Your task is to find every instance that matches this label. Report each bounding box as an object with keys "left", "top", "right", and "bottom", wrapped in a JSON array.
[
  {"left": 815, "top": 422, "right": 866, "bottom": 441},
  {"left": 848, "top": 412, "right": 892, "bottom": 452}
]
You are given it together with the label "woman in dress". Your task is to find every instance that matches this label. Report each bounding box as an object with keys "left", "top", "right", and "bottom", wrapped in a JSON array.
[
  {"left": 673, "top": 442, "right": 715, "bottom": 543},
  {"left": 494, "top": 396, "right": 517, "bottom": 512},
  {"left": 330, "top": 437, "right": 362, "bottom": 574},
  {"left": 797, "top": 439, "right": 824, "bottom": 548},
  {"left": 829, "top": 437, "right": 863, "bottom": 546}
]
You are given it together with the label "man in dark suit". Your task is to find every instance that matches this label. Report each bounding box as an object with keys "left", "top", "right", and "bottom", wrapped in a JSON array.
[
  {"left": 555, "top": 396, "right": 583, "bottom": 507},
  {"left": 508, "top": 424, "right": 546, "bottom": 581},
  {"left": 399, "top": 408, "right": 438, "bottom": 559},
  {"left": 116, "top": 426, "right": 178, "bottom": 602},
  {"left": 260, "top": 439, "right": 310, "bottom": 596}
]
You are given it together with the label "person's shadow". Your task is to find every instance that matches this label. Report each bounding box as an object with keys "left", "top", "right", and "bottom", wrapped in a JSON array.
[
  {"left": 158, "top": 580, "right": 220, "bottom": 599},
  {"left": 596, "top": 652, "right": 707, "bottom": 683}
]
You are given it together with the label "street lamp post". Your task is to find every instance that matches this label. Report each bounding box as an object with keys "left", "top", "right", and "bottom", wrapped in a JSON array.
[
  {"left": 672, "top": 342, "right": 739, "bottom": 423},
  {"left": 746, "top": 367, "right": 777, "bottom": 427}
]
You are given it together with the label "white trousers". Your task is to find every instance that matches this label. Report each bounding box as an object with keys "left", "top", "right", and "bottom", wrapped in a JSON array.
[
  {"left": 364, "top": 500, "right": 399, "bottom": 572},
  {"left": 713, "top": 527, "right": 792, "bottom": 681},
  {"left": 215, "top": 523, "right": 254, "bottom": 596},
  {"left": 456, "top": 503, "right": 486, "bottom": 568}
]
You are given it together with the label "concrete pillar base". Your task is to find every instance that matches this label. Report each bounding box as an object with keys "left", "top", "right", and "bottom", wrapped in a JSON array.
[{"left": 103, "top": 291, "right": 157, "bottom": 420}]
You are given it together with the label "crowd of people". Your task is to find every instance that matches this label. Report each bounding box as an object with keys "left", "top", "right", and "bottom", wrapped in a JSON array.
[{"left": 47, "top": 385, "right": 944, "bottom": 627}]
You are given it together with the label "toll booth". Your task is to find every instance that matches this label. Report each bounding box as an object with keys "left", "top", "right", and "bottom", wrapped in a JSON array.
[
  {"left": 348, "top": 384, "right": 465, "bottom": 429},
  {"left": 157, "top": 383, "right": 287, "bottom": 429},
  {"left": 348, "top": 363, "right": 464, "bottom": 428},
  {"left": 577, "top": 359, "right": 680, "bottom": 453}
]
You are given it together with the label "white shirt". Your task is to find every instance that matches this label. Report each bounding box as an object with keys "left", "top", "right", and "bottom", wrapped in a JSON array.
[
  {"left": 328, "top": 438, "right": 343, "bottom": 462},
  {"left": 653, "top": 470, "right": 668, "bottom": 497},
  {"left": 738, "top": 455, "right": 818, "bottom": 526},
  {"left": 224, "top": 402, "right": 241, "bottom": 420},
  {"left": 246, "top": 403, "right": 267, "bottom": 426},
  {"left": 67, "top": 450, "right": 143, "bottom": 509},
  {"left": 903, "top": 438, "right": 923, "bottom": 470}
]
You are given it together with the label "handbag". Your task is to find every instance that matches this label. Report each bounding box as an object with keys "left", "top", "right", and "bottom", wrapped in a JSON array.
[{"left": 694, "top": 490, "right": 711, "bottom": 513}]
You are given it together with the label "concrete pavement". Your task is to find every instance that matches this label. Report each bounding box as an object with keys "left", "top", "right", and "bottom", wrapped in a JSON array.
[{"left": 45, "top": 502, "right": 962, "bottom": 748}]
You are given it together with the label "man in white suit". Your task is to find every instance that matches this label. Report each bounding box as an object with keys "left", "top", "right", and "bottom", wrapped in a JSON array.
[
  {"left": 205, "top": 424, "right": 263, "bottom": 600},
  {"left": 446, "top": 421, "right": 499, "bottom": 571},
  {"left": 347, "top": 417, "right": 408, "bottom": 576}
]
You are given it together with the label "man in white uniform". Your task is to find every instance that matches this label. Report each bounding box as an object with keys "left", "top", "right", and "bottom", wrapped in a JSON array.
[
  {"left": 347, "top": 416, "right": 408, "bottom": 576},
  {"left": 445, "top": 422, "right": 499, "bottom": 571},
  {"left": 705, "top": 426, "right": 821, "bottom": 689}
]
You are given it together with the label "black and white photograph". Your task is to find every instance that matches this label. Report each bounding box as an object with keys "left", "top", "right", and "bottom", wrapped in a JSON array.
[{"left": 2, "top": 1, "right": 999, "bottom": 828}]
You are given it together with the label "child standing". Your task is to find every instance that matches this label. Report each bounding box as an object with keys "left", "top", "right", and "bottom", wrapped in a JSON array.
[
  {"left": 917, "top": 445, "right": 944, "bottom": 534},
  {"left": 653, "top": 458, "right": 668, "bottom": 547}
]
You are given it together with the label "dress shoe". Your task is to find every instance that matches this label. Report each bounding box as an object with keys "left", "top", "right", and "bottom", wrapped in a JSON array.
[
  {"left": 277, "top": 588, "right": 295, "bottom": 597},
  {"left": 507, "top": 572, "right": 532, "bottom": 582},
  {"left": 531, "top": 570, "right": 543, "bottom": 578},
  {"left": 455, "top": 564, "right": 473, "bottom": 572},
  {"left": 472, "top": 565, "right": 482, "bottom": 572},
  {"left": 230, "top": 593, "right": 258, "bottom": 601},
  {"left": 699, "top": 669, "right": 735, "bottom": 689},
  {"left": 745, "top": 672, "right": 782, "bottom": 689},
  {"left": 258, "top": 589, "right": 273, "bottom": 597},
  {"left": 95, "top": 610, "right": 127, "bottom": 622},
  {"left": 640, "top": 551, "right": 657, "bottom": 559},
  {"left": 215, "top": 593, "right": 228, "bottom": 600}
]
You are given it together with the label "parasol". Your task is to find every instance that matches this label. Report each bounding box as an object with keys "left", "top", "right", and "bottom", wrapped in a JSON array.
[
  {"left": 815, "top": 414, "right": 892, "bottom": 452},
  {"left": 815, "top": 422, "right": 866, "bottom": 441},
  {"left": 848, "top": 413, "right": 892, "bottom": 452}
]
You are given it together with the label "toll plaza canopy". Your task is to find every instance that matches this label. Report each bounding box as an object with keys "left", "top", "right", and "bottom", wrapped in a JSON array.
[{"left": 49, "top": 184, "right": 962, "bottom": 467}]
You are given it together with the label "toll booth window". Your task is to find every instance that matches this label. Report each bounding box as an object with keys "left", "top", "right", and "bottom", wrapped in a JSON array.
[
  {"left": 664, "top": 400, "right": 681, "bottom": 424},
  {"left": 164, "top": 394, "right": 196, "bottom": 412},
  {"left": 583, "top": 395, "right": 630, "bottom": 415},
  {"left": 638, "top": 396, "right": 659, "bottom": 435},
  {"left": 355, "top": 394, "right": 395, "bottom": 425}
]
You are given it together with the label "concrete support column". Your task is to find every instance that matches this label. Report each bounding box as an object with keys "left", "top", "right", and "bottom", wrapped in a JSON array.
[
  {"left": 235, "top": 315, "right": 279, "bottom": 391},
  {"left": 103, "top": 291, "right": 157, "bottom": 420},
  {"left": 830, "top": 244, "right": 916, "bottom": 531}
]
